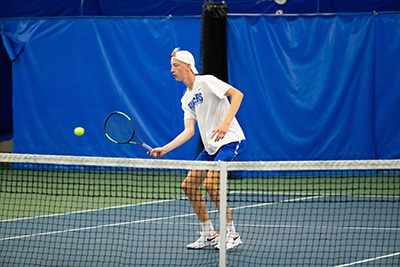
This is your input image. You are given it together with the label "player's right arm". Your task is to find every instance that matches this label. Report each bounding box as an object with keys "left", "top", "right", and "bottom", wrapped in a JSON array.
[{"left": 149, "top": 118, "right": 195, "bottom": 158}]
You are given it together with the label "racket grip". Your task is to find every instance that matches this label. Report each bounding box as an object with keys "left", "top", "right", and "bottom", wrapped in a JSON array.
[{"left": 142, "top": 143, "right": 153, "bottom": 151}]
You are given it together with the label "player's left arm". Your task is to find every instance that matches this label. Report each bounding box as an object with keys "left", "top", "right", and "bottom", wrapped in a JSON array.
[{"left": 212, "top": 87, "right": 244, "bottom": 142}]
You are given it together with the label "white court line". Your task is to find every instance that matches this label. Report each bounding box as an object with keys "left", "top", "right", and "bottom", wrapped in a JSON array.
[
  {"left": 0, "top": 211, "right": 197, "bottom": 241},
  {"left": 3, "top": 191, "right": 396, "bottom": 224},
  {"left": 334, "top": 252, "right": 400, "bottom": 266},
  {"left": 0, "top": 196, "right": 317, "bottom": 241},
  {"left": 230, "top": 191, "right": 400, "bottom": 199},
  {"left": 0, "top": 199, "right": 177, "bottom": 223},
  {"left": 237, "top": 223, "right": 400, "bottom": 232},
  {"left": 231, "top": 195, "right": 322, "bottom": 210},
  {"left": 3, "top": 195, "right": 397, "bottom": 241}
]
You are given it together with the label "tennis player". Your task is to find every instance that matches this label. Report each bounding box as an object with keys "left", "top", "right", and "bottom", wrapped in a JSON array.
[{"left": 149, "top": 48, "right": 246, "bottom": 250}]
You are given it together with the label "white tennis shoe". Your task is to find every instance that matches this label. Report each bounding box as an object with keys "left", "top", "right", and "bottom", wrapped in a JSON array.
[
  {"left": 214, "top": 231, "right": 243, "bottom": 250},
  {"left": 186, "top": 231, "right": 219, "bottom": 249}
]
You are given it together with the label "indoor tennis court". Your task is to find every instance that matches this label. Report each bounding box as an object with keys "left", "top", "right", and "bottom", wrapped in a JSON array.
[{"left": 1, "top": 1, "right": 400, "bottom": 266}]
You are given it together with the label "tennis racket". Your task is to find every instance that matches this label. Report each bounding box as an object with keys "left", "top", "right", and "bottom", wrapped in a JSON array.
[{"left": 104, "top": 111, "right": 152, "bottom": 151}]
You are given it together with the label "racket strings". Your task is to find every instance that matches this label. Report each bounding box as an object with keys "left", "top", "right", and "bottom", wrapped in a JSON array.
[{"left": 105, "top": 113, "right": 136, "bottom": 143}]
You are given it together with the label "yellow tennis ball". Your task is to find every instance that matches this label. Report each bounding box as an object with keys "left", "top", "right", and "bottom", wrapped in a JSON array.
[{"left": 74, "top": 127, "right": 85, "bottom": 136}]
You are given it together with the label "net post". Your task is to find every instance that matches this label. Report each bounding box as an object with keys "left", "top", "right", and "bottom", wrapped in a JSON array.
[{"left": 219, "top": 161, "right": 228, "bottom": 267}]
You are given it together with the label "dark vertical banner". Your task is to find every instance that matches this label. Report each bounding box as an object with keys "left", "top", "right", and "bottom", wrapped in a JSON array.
[
  {"left": 200, "top": 2, "right": 228, "bottom": 81},
  {"left": 0, "top": 39, "right": 13, "bottom": 142},
  {"left": 198, "top": 2, "right": 228, "bottom": 154}
]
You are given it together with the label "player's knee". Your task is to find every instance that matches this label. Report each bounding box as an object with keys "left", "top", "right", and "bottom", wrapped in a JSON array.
[
  {"left": 181, "top": 175, "right": 196, "bottom": 193},
  {"left": 204, "top": 178, "right": 218, "bottom": 194},
  {"left": 181, "top": 179, "right": 190, "bottom": 192}
]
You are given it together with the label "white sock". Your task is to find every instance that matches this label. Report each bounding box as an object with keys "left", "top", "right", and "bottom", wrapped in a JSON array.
[
  {"left": 227, "top": 221, "right": 236, "bottom": 233},
  {"left": 200, "top": 220, "right": 214, "bottom": 233}
]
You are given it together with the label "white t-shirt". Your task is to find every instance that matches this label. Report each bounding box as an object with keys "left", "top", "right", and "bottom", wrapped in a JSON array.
[{"left": 181, "top": 75, "right": 245, "bottom": 155}]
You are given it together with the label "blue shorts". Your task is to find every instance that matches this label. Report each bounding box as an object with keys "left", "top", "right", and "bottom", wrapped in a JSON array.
[{"left": 196, "top": 140, "right": 246, "bottom": 162}]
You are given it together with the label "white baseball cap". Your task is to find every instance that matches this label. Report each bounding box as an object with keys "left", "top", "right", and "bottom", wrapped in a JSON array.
[{"left": 171, "top": 48, "right": 199, "bottom": 74}]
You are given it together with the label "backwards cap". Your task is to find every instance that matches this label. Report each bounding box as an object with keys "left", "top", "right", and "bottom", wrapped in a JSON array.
[{"left": 171, "top": 48, "right": 199, "bottom": 74}]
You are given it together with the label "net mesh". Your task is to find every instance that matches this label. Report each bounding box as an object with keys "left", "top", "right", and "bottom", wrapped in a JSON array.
[{"left": 1, "top": 153, "right": 399, "bottom": 266}]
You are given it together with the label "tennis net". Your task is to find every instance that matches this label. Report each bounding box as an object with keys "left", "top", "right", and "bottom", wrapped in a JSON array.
[{"left": 1, "top": 153, "right": 399, "bottom": 266}]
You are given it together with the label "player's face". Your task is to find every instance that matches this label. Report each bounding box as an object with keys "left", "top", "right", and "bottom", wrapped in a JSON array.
[{"left": 170, "top": 59, "right": 190, "bottom": 81}]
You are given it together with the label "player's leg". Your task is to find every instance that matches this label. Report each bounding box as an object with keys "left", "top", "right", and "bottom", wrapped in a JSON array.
[
  {"left": 207, "top": 141, "right": 246, "bottom": 250},
  {"left": 183, "top": 150, "right": 219, "bottom": 249},
  {"left": 204, "top": 170, "right": 242, "bottom": 250},
  {"left": 182, "top": 169, "right": 209, "bottom": 222},
  {"left": 183, "top": 170, "right": 219, "bottom": 249},
  {"left": 207, "top": 141, "right": 245, "bottom": 222},
  {"left": 203, "top": 170, "right": 233, "bottom": 223},
  {"left": 182, "top": 149, "right": 214, "bottom": 222}
]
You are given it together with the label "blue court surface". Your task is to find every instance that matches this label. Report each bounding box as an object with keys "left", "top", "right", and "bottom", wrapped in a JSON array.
[{"left": 1, "top": 193, "right": 399, "bottom": 266}]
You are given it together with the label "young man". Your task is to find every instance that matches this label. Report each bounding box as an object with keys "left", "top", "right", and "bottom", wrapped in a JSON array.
[{"left": 149, "top": 48, "right": 246, "bottom": 250}]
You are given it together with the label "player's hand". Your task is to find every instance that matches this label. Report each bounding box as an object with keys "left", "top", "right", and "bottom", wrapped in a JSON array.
[
  {"left": 211, "top": 122, "right": 229, "bottom": 142},
  {"left": 148, "top": 147, "right": 167, "bottom": 158}
]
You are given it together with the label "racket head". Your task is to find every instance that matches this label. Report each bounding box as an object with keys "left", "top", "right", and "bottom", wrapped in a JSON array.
[{"left": 104, "top": 111, "right": 136, "bottom": 144}]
